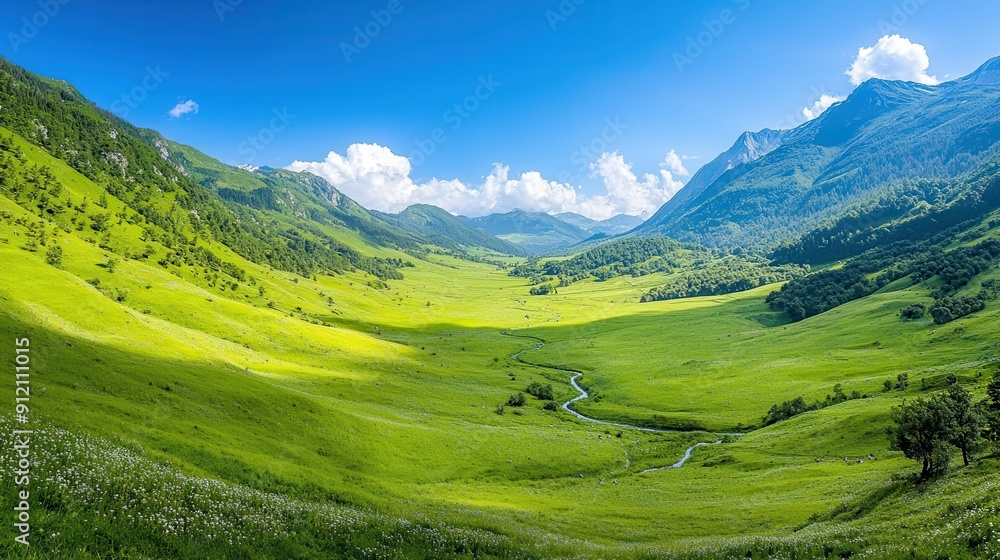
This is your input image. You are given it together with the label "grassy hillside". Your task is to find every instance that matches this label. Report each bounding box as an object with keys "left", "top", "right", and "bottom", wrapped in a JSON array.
[
  {"left": 3, "top": 58, "right": 1000, "bottom": 559},
  {"left": 165, "top": 140, "right": 423, "bottom": 252}
]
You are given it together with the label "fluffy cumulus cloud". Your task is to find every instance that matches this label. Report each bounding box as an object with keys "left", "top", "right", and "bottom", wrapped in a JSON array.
[
  {"left": 169, "top": 99, "right": 200, "bottom": 119},
  {"left": 846, "top": 35, "right": 938, "bottom": 86},
  {"left": 287, "top": 144, "right": 692, "bottom": 220},
  {"left": 802, "top": 94, "right": 846, "bottom": 120},
  {"left": 585, "top": 151, "right": 690, "bottom": 217}
]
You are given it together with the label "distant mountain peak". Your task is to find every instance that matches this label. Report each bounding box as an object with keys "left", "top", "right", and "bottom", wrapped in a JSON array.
[
  {"left": 962, "top": 55, "right": 1000, "bottom": 86},
  {"left": 735, "top": 129, "right": 786, "bottom": 166}
]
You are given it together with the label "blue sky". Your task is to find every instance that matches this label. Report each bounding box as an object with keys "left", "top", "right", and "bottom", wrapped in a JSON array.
[{"left": 3, "top": 0, "right": 1000, "bottom": 218}]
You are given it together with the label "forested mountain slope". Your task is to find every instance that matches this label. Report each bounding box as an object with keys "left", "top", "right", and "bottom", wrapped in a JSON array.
[{"left": 637, "top": 57, "right": 1000, "bottom": 251}]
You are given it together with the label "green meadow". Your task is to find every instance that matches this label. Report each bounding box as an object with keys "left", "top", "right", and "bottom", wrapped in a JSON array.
[{"left": 2, "top": 122, "right": 1000, "bottom": 559}]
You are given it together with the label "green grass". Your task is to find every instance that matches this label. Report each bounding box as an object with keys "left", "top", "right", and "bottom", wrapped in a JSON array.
[{"left": 3, "top": 126, "right": 1000, "bottom": 558}]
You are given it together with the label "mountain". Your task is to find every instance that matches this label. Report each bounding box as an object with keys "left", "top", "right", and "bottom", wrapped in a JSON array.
[
  {"left": 164, "top": 141, "right": 421, "bottom": 251},
  {"left": 635, "top": 128, "right": 786, "bottom": 234},
  {"left": 553, "top": 212, "right": 596, "bottom": 230},
  {"left": 0, "top": 57, "right": 409, "bottom": 280},
  {"left": 636, "top": 56, "right": 1000, "bottom": 250},
  {"left": 555, "top": 212, "right": 645, "bottom": 236},
  {"left": 373, "top": 204, "right": 526, "bottom": 256},
  {"left": 460, "top": 209, "right": 590, "bottom": 254}
]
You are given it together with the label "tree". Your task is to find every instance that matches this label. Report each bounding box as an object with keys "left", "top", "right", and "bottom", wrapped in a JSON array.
[
  {"left": 896, "top": 373, "right": 910, "bottom": 391},
  {"left": 506, "top": 393, "right": 526, "bottom": 407},
  {"left": 943, "top": 385, "right": 984, "bottom": 466},
  {"left": 90, "top": 213, "right": 110, "bottom": 232},
  {"left": 526, "top": 382, "right": 554, "bottom": 401},
  {"left": 45, "top": 244, "right": 63, "bottom": 267},
  {"left": 889, "top": 397, "right": 955, "bottom": 481}
]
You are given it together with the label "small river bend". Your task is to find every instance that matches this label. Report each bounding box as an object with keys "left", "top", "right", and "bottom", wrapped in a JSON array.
[{"left": 504, "top": 332, "right": 737, "bottom": 470}]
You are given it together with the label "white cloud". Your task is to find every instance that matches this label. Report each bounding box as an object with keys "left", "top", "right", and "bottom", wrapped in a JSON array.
[
  {"left": 287, "top": 144, "right": 692, "bottom": 220},
  {"left": 802, "top": 94, "right": 846, "bottom": 120},
  {"left": 169, "top": 99, "right": 200, "bottom": 119},
  {"left": 586, "top": 151, "right": 687, "bottom": 217},
  {"left": 661, "top": 149, "right": 691, "bottom": 177},
  {"left": 846, "top": 35, "right": 938, "bottom": 86}
]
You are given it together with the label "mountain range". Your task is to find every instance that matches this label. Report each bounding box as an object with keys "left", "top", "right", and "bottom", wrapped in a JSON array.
[
  {"left": 635, "top": 56, "right": 1000, "bottom": 251},
  {"left": 459, "top": 209, "right": 593, "bottom": 254}
]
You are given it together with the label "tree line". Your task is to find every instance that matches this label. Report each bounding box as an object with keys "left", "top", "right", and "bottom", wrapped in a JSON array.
[{"left": 767, "top": 238, "right": 1000, "bottom": 322}]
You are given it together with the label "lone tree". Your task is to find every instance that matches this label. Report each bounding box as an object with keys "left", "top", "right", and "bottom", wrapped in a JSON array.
[
  {"left": 943, "top": 385, "right": 984, "bottom": 466},
  {"left": 889, "top": 396, "right": 955, "bottom": 481}
]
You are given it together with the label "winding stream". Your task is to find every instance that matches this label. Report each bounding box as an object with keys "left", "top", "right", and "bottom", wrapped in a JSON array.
[{"left": 504, "top": 332, "right": 735, "bottom": 470}]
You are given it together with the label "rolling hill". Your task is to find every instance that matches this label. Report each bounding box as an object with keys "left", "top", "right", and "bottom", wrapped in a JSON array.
[
  {"left": 461, "top": 209, "right": 591, "bottom": 254},
  {"left": 373, "top": 203, "right": 527, "bottom": 256},
  {"left": 555, "top": 212, "right": 645, "bottom": 236}
]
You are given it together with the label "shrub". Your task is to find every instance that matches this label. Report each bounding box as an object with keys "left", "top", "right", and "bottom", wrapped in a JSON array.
[
  {"left": 506, "top": 393, "right": 526, "bottom": 407},
  {"left": 542, "top": 401, "right": 559, "bottom": 412},
  {"left": 526, "top": 382, "right": 554, "bottom": 401},
  {"left": 900, "top": 303, "right": 927, "bottom": 320},
  {"left": 45, "top": 244, "right": 63, "bottom": 267}
]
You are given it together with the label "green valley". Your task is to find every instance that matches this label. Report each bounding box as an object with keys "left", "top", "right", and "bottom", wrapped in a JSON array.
[{"left": 2, "top": 25, "right": 1000, "bottom": 560}]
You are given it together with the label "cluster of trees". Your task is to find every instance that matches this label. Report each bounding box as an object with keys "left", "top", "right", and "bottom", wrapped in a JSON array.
[
  {"left": 642, "top": 257, "right": 806, "bottom": 303},
  {"left": 769, "top": 238, "right": 1000, "bottom": 322},
  {"left": 496, "top": 382, "right": 558, "bottom": 415},
  {"left": 929, "top": 296, "right": 986, "bottom": 324},
  {"left": 529, "top": 284, "right": 558, "bottom": 296},
  {"left": 765, "top": 267, "right": 880, "bottom": 321},
  {"left": 526, "top": 382, "right": 554, "bottom": 401},
  {"left": 510, "top": 238, "right": 693, "bottom": 286},
  {"left": 899, "top": 280, "right": 1000, "bottom": 325},
  {"left": 911, "top": 239, "right": 1000, "bottom": 297},
  {"left": 510, "top": 236, "right": 807, "bottom": 301},
  {"left": 762, "top": 384, "right": 864, "bottom": 426},
  {"left": 890, "top": 374, "right": 1000, "bottom": 481}
]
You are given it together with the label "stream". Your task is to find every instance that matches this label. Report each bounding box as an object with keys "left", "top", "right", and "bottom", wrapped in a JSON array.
[{"left": 504, "top": 332, "right": 735, "bottom": 470}]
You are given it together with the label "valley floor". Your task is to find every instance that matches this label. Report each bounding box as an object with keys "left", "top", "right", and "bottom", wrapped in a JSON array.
[{"left": 3, "top": 155, "right": 1000, "bottom": 556}]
